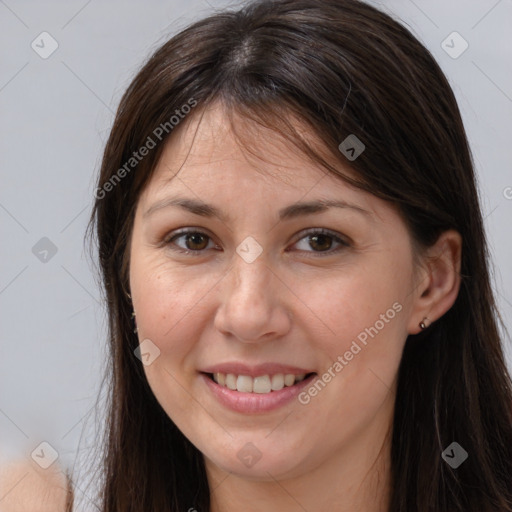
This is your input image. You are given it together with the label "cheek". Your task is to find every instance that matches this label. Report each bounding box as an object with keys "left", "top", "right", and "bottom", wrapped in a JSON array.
[
  {"left": 305, "top": 265, "right": 409, "bottom": 341},
  {"left": 132, "top": 252, "right": 208, "bottom": 322},
  {"left": 297, "top": 270, "right": 408, "bottom": 434},
  {"left": 130, "top": 253, "right": 224, "bottom": 370},
  {"left": 129, "top": 257, "right": 217, "bottom": 419},
  {"left": 299, "top": 256, "right": 412, "bottom": 384}
]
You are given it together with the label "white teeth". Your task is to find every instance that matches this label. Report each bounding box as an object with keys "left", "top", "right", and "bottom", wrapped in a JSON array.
[
  {"left": 211, "top": 372, "right": 309, "bottom": 393},
  {"left": 271, "top": 373, "right": 284, "bottom": 391},
  {"left": 214, "top": 372, "right": 225, "bottom": 386},
  {"left": 236, "top": 375, "right": 253, "bottom": 393},
  {"left": 225, "top": 373, "right": 237, "bottom": 390},
  {"left": 253, "top": 375, "right": 272, "bottom": 393},
  {"left": 284, "top": 374, "right": 296, "bottom": 386}
]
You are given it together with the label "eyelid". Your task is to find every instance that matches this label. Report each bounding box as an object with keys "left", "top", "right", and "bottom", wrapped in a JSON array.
[
  {"left": 163, "top": 227, "right": 351, "bottom": 256},
  {"left": 290, "top": 227, "right": 351, "bottom": 254},
  {"left": 163, "top": 227, "right": 219, "bottom": 253},
  {"left": 293, "top": 227, "right": 350, "bottom": 244}
]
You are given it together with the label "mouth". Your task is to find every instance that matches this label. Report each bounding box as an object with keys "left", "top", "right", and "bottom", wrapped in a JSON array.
[
  {"left": 200, "top": 370, "right": 318, "bottom": 413},
  {"left": 202, "top": 371, "right": 317, "bottom": 394}
]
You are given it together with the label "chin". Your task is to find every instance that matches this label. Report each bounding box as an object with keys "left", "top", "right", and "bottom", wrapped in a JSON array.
[{"left": 204, "top": 444, "right": 312, "bottom": 481}]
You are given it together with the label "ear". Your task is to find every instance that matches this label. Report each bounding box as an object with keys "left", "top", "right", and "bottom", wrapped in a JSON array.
[{"left": 407, "top": 229, "right": 462, "bottom": 334}]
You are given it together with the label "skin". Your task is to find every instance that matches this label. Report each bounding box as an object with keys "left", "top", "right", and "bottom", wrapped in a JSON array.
[
  {"left": 129, "top": 101, "right": 461, "bottom": 512},
  {"left": 0, "top": 460, "right": 70, "bottom": 512}
]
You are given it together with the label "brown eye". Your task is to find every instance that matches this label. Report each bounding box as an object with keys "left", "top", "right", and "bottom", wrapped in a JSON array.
[
  {"left": 165, "top": 228, "right": 349, "bottom": 257},
  {"left": 308, "top": 233, "right": 333, "bottom": 252},
  {"left": 165, "top": 230, "right": 215, "bottom": 254},
  {"left": 292, "top": 228, "right": 350, "bottom": 255},
  {"left": 184, "top": 232, "right": 209, "bottom": 250}
]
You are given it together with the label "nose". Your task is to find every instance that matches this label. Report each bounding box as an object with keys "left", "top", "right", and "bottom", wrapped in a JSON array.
[{"left": 213, "top": 255, "right": 292, "bottom": 343}]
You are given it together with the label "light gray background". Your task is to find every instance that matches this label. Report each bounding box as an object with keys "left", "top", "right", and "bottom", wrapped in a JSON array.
[{"left": 1, "top": 0, "right": 511, "bottom": 507}]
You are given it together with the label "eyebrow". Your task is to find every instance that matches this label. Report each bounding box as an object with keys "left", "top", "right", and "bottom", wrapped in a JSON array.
[{"left": 143, "top": 196, "right": 372, "bottom": 222}]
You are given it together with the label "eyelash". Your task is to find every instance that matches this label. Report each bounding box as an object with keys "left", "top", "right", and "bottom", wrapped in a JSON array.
[{"left": 163, "top": 228, "right": 350, "bottom": 257}]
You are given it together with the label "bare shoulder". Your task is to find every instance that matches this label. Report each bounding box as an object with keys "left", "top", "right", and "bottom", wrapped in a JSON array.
[{"left": 0, "top": 460, "right": 71, "bottom": 512}]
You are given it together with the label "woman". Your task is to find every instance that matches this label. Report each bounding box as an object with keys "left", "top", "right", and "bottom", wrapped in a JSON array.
[
  {"left": 5, "top": 0, "right": 510, "bottom": 510},
  {"left": 89, "top": 0, "right": 512, "bottom": 510}
]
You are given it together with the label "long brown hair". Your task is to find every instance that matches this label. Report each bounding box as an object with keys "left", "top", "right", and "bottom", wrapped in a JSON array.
[{"left": 86, "top": 0, "right": 512, "bottom": 510}]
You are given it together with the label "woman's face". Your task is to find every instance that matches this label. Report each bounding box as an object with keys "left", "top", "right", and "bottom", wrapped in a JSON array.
[{"left": 129, "top": 102, "right": 424, "bottom": 481}]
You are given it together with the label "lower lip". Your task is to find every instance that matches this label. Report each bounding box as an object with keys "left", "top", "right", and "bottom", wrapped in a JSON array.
[{"left": 200, "top": 372, "right": 317, "bottom": 413}]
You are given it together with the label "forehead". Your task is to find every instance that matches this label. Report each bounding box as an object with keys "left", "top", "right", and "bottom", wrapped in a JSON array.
[{"left": 140, "top": 102, "right": 370, "bottom": 204}]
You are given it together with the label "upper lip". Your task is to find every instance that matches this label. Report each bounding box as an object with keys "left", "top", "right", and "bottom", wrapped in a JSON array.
[{"left": 200, "top": 362, "right": 316, "bottom": 378}]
